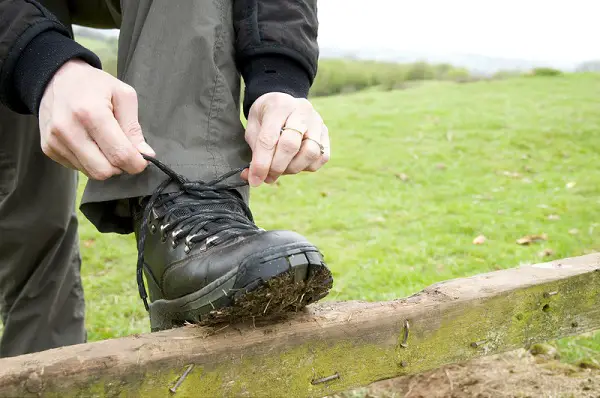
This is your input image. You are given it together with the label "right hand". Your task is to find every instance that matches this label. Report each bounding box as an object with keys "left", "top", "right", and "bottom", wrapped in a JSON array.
[{"left": 38, "top": 60, "right": 155, "bottom": 180}]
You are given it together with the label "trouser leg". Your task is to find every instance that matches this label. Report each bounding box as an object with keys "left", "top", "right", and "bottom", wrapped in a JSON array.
[
  {"left": 80, "top": 0, "right": 251, "bottom": 234},
  {"left": 0, "top": 108, "right": 85, "bottom": 358},
  {"left": 0, "top": 0, "right": 122, "bottom": 358}
]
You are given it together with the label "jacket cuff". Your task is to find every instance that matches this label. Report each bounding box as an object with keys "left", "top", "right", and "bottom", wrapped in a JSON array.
[
  {"left": 240, "top": 55, "right": 311, "bottom": 118},
  {"left": 13, "top": 29, "right": 102, "bottom": 115}
]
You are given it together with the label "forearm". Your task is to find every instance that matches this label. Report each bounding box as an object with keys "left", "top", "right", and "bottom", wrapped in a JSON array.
[
  {"left": 0, "top": 0, "right": 100, "bottom": 115},
  {"left": 233, "top": 0, "right": 319, "bottom": 117}
]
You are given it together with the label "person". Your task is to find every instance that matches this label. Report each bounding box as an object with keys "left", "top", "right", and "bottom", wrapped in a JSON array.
[{"left": 0, "top": 0, "right": 332, "bottom": 358}]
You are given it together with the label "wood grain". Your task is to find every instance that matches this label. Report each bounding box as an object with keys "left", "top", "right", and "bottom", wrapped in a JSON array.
[{"left": 1, "top": 254, "right": 599, "bottom": 397}]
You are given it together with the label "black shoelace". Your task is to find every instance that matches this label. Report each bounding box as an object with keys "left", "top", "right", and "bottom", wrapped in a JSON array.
[{"left": 137, "top": 155, "right": 256, "bottom": 311}]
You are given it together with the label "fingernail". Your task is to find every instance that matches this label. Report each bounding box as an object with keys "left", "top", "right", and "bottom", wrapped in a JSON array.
[{"left": 137, "top": 142, "right": 156, "bottom": 157}]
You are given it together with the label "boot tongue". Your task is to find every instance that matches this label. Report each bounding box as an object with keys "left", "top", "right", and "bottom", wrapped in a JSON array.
[{"left": 156, "top": 190, "right": 247, "bottom": 223}]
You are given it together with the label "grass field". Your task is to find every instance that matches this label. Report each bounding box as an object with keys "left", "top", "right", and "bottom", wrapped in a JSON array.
[{"left": 2, "top": 73, "right": 599, "bottom": 370}]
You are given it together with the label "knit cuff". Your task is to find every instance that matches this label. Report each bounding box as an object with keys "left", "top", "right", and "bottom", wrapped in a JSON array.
[
  {"left": 13, "top": 29, "right": 102, "bottom": 115},
  {"left": 240, "top": 55, "right": 311, "bottom": 118}
]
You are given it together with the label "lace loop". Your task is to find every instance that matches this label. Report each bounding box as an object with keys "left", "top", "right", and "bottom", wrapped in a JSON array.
[{"left": 136, "top": 155, "right": 251, "bottom": 311}]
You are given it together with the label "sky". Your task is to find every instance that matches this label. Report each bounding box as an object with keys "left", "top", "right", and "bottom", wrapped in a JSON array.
[
  {"left": 318, "top": 0, "right": 599, "bottom": 64},
  {"left": 95, "top": 0, "right": 600, "bottom": 65}
]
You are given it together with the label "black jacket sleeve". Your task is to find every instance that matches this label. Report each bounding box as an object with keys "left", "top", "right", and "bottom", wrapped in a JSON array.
[
  {"left": 234, "top": 0, "right": 319, "bottom": 117},
  {"left": 0, "top": 0, "right": 101, "bottom": 115}
]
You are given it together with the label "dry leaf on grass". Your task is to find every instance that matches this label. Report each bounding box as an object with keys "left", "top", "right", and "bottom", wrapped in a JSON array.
[
  {"left": 516, "top": 233, "right": 548, "bottom": 245},
  {"left": 538, "top": 248, "right": 554, "bottom": 257},
  {"left": 566, "top": 181, "right": 576, "bottom": 189},
  {"left": 369, "top": 216, "right": 386, "bottom": 224},
  {"left": 83, "top": 239, "right": 95, "bottom": 248},
  {"left": 395, "top": 173, "right": 410, "bottom": 182},
  {"left": 568, "top": 228, "right": 579, "bottom": 235},
  {"left": 501, "top": 171, "right": 522, "bottom": 179},
  {"left": 473, "top": 235, "right": 486, "bottom": 245},
  {"left": 547, "top": 214, "right": 560, "bottom": 221}
]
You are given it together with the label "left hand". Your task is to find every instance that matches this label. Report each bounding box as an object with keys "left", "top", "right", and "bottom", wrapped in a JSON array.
[{"left": 241, "top": 92, "right": 330, "bottom": 187}]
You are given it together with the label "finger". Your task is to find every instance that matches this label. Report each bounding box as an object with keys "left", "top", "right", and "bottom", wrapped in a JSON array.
[
  {"left": 269, "top": 112, "right": 308, "bottom": 182},
  {"left": 306, "top": 124, "right": 331, "bottom": 172},
  {"left": 42, "top": 138, "right": 81, "bottom": 171},
  {"left": 75, "top": 106, "right": 147, "bottom": 175},
  {"left": 285, "top": 113, "right": 323, "bottom": 174},
  {"left": 248, "top": 106, "right": 291, "bottom": 187},
  {"left": 59, "top": 123, "right": 123, "bottom": 180},
  {"left": 112, "top": 85, "right": 156, "bottom": 157},
  {"left": 242, "top": 117, "right": 259, "bottom": 184}
]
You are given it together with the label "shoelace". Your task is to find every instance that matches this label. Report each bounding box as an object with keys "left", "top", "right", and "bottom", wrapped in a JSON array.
[{"left": 137, "top": 155, "right": 255, "bottom": 311}]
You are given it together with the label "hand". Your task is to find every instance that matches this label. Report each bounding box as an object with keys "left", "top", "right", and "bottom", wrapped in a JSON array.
[
  {"left": 38, "top": 60, "right": 155, "bottom": 180},
  {"left": 241, "top": 92, "right": 330, "bottom": 187}
]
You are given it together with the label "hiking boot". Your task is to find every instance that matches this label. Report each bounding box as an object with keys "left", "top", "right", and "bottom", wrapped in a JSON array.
[{"left": 133, "top": 156, "right": 333, "bottom": 331}]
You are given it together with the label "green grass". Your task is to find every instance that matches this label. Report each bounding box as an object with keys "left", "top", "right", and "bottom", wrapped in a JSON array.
[{"left": 3, "top": 73, "right": 600, "bottom": 366}]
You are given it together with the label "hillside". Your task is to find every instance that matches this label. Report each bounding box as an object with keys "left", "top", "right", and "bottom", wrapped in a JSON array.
[{"left": 2, "top": 71, "right": 599, "bottom": 395}]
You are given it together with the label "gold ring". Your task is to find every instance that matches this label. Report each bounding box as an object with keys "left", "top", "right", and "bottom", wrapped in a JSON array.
[
  {"left": 303, "top": 137, "right": 325, "bottom": 155},
  {"left": 281, "top": 127, "right": 305, "bottom": 136}
]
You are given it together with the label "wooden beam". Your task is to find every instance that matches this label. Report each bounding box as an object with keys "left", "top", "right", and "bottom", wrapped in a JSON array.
[{"left": 1, "top": 254, "right": 599, "bottom": 397}]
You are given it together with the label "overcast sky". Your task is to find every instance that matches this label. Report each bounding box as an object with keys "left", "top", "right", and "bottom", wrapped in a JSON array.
[
  {"left": 317, "top": 0, "right": 600, "bottom": 63},
  {"left": 96, "top": 0, "right": 599, "bottom": 64}
]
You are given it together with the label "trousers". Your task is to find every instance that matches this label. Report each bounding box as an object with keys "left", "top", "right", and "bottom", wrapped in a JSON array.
[{"left": 0, "top": 0, "right": 250, "bottom": 357}]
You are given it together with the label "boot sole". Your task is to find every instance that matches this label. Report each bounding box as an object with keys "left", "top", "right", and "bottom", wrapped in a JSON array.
[{"left": 148, "top": 244, "right": 333, "bottom": 331}]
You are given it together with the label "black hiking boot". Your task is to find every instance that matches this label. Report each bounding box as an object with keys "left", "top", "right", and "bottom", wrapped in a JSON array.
[{"left": 133, "top": 156, "right": 333, "bottom": 331}]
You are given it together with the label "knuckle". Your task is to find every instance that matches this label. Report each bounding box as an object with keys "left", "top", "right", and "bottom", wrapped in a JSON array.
[
  {"left": 48, "top": 118, "right": 69, "bottom": 138},
  {"left": 270, "top": 164, "right": 286, "bottom": 174},
  {"left": 130, "top": 158, "right": 147, "bottom": 174},
  {"left": 257, "top": 133, "right": 278, "bottom": 150},
  {"left": 124, "top": 121, "right": 143, "bottom": 138},
  {"left": 304, "top": 147, "right": 321, "bottom": 161},
  {"left": 253, "top": 162, "right": 270, "bottom": 176},
  {"left": 117, "top": 84, "right": 137, "bottom": 99},
  {"left": 285, "top": 165, "right": 301, "bottom": 175},
  {"left": 321, "top": 152, "right": 331, "bottom": 164},
  {"left": 278, "top": 138, "right": 300, "bottom": 154},
  {"left": 48, "top": 125, "right": 62, "bottom": 140},
  {"left": 72, "top": 105, "right": 94, "bottom": 123},
  {"left": 90, "top": 169, "right": 112, "bottom": 181},
  {"left": 107, "top": 146, "right": 133, "bottom": 167},
  {"left": 40, "top": 141, "right": 52, "bottom": 156}
]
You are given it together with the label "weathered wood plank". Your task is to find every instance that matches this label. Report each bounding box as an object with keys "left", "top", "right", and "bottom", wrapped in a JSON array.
[{"left": 1, "top": 254, "right": 599, "bottom": 397}]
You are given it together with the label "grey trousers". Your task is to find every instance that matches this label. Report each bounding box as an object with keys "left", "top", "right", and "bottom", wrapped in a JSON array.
[{"left": 0, "top": 0, "right": 250, "bottom": 357}]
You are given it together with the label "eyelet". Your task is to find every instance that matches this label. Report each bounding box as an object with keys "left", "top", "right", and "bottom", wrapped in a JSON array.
[
  {"left": 160, "top": 224, "right": 168, "bottom": 242},
  {"left": 149, "top": 224, "right": 157, "bottom": 234},
  {"left": 171, "top": 240, "right": 178, "bottom": 249}
]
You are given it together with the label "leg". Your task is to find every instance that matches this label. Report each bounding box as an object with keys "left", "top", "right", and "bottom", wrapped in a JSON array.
[
  {"left": 78, "top": 0, "right": 331, "bottom": 330},
  {"left": 0, "top": 107, "right": 85, "bottom": 358},
  {"left": 0, "top": 0, "right": 121, "bottom": 358},
  {"left": 80, "top": 0, "right": 251, "bottom": 233}
]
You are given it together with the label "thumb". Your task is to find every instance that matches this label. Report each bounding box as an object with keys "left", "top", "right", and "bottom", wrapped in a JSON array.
[{"left": 112, "top": 84, "right": 156, "bottom": 157}]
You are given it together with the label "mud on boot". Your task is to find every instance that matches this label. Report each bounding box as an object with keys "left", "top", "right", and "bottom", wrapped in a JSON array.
[{"left": 133, "top": 156, "right": 333, "bottom": 331}]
